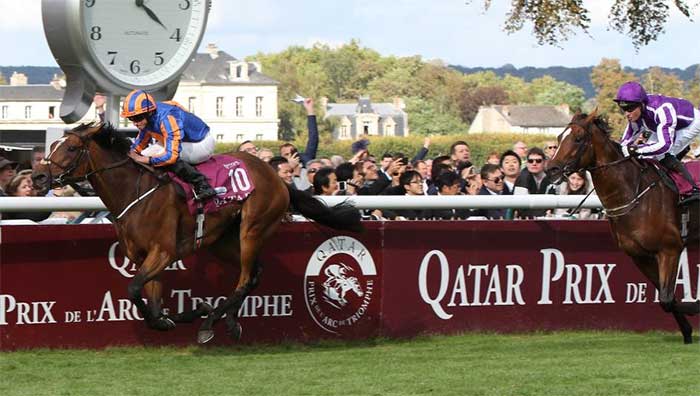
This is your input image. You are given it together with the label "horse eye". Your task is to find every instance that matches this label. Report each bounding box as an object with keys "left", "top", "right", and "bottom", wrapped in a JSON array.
[
  {"left": 67, "top": 146, "right": 77, "bottom": 152},
  {"left": 574, "top": 136, "right": 583, "bottom": 143}
]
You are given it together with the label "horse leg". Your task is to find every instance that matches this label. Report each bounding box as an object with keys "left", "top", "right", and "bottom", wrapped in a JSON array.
[
  {"left": 127, "top": 248, "right": 177, "bottom": 331},
  {"left": 656, "top": 250, "right": 694, "bottom": 344},
  {"left": 224, "top": 259, "right": 264, "bottom": 340}
]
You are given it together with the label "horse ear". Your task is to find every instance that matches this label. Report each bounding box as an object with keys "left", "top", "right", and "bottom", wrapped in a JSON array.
[{"left": 584, "top": 107, "right": 598, "bottom": 123}]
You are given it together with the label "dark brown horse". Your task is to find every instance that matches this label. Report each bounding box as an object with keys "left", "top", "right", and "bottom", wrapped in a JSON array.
[
  {"left": 546, "top": 112, "right": 699, "bottom": 343},
  {"left": 32, "top": 123, "right": 363, "bottom": 344}
]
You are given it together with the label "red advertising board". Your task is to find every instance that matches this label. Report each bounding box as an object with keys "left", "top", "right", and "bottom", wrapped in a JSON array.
[{"left": 0, "top": 221, "right": 697, "bottom": 350}]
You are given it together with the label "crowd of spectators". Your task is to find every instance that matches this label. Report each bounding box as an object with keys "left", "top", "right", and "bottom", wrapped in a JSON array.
[
  {"left": 1, "top": 96, "right": 616, "bottom": 223},
  {"left": 236, "top": 97, "right": 607, "bottom": 221}
]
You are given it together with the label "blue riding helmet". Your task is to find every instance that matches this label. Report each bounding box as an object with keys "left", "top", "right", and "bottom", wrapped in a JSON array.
[{"left": 614, "top": 81, "right": 648, "bottom": 104}]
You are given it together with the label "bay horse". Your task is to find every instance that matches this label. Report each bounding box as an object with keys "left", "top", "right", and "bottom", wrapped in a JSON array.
[
  {"left": 32, "top": 123, "right": 364, "bottom": 344},
  {"left": 546, "top": 112, "right": 699, "bottom": 344}
]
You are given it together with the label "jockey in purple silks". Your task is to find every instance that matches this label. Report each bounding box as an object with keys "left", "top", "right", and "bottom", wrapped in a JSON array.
[{"left": 614, "top": 81, "right": 700, "bottom": 204}]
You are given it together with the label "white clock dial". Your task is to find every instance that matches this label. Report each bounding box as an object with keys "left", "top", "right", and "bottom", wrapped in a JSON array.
[{"left": 81, "top": 0, "right": 207, "bottom": 87}]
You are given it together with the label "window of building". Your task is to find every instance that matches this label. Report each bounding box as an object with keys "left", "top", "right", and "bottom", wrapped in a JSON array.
[
  {"left": 1, "top": 106, "right": 8, "bottom": 119},
  {"left": 340, "top": 125, "right": 348, "bottom": 138},
  {"left": 216, "top": 97, "right": 224, "bottom": 117},
  {"left": 384, "top": 124, "right": 393, "bottom": 136},
  {"left": 255, "top": 134, "right": 263, "bottom": 140},
  {"left": 216, "top": 134, "right": 224, "bottom": 142},
  {"left": 49, "top": 106, "right": 55, "bottom": 119},
  {"left": 236, "top": 134, "right": 244, "bottom": 141},
  {"left": 235, "top": 97, "right": 243, "bottom": 117},
  {"left": 24, "top": 106, "right": 32, "bottom": 119},
  {"left": 236, "top": 65, "right": 243, "bottom": 78},
  {"left": 255, "top": 97, "right": 263, "bottom": 117},
  {"left": 188, "top": 97, "right": 196, "bottom": 113}
]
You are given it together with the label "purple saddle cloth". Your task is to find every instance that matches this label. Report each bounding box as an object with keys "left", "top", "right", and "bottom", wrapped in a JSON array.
[{"left": 169, "top": 155, "right": 255, "bottom": 215}]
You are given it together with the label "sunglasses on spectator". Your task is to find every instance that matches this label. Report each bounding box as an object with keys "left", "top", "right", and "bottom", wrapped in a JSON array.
[
  {"left": 486, "top": 175, "right": 505, "bottom": 183},
  {"left": 527, "top": 158, "right": 544, "bottom": 164},
  {"left": 546, "top": 145, "right": 558, "bottom": 149},
  {"left": 307, "top": 168, "right": 320, "bottom": 174},
  {"left": 618, "top": 102, "right": 641, "bottom": 113},
  {"left": 127, "top": 114, "right": 148, "bottom": 122}
]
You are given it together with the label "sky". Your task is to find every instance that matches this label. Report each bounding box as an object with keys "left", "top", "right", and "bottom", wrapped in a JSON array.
[{"left": 1, "top": 0, "right": 698, "bottom": 70}]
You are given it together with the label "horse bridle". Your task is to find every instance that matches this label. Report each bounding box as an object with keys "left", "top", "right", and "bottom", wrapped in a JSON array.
[
  {"left": 560, "top": 119, "right": 633, "bottom": 177},
  {"left": 42, "top": 131, "right": 130, "bottom": 187}
]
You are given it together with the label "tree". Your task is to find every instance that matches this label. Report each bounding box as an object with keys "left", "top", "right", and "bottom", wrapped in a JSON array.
[
  {"left": 0, "top": 71, "right": 5, "bottom": 85},
  {"left": 406, "top": 97, "right": 469, "bottom": 136},
  {"left": 458, "top": 86, "right": 509, "bottom": 123},
  {"left": 530, "top": 76, "right": 586, "bottom": 111},
  {"left": 478, "top": 0, "right": 694, "bottom": 49},
  {"left": 642, "top": 67, "right": 684, "bottom": 97},
  {"left": 684, "top": 66, "right": 700, "bottom": 106},
  {"left": 590, "top": 58, "right": 636, "bottom": 135}
]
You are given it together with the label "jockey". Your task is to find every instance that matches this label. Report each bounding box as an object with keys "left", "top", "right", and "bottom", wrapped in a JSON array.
[
  {"left": 122, "top": 89, "right": 216, "bottom": 201},
  {"left": 614, "top": 81, "right": 700, "bottom": 204}
]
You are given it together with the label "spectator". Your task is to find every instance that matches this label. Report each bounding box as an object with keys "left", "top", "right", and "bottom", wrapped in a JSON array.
[
  {"left": 258, "top": 148, "right": 274, "bottom": 162},
  {"left": 548, "top": 171, "right": 598, "bottom": 219},
  {"left": 486, "top": 151, "right": 501, "bottom": 165},
  {"left": 410, "top": 137, "right": 431, "bottom": 163},
  {"left": 450, "top": 140, "right": 471, "bottom": 168},
  {"left": 391, "top": 171, "right": 431, "bottom": 220},
  {"left": 432, "top": 171, "right": 474, "bottom": 220},
  {"left": 513, "top": 141, "right": 528, "bottom": 166},
  {"left": 357, "top": 159, "right": 396, "bottom": 195},
  {"left": 2, "top": 171, "right": 51, "bottom": 222},
  {"left": 237, "top": 140, "right": 258, "bottom": 157},
  {"left": 318, "top": 157, "right": 333, "bottom": 168},
  {"left": 458, "top": 163, "right": 482, "bottom": 196},
  {"left": 313, "top": 167, "right": 338, "bottom": 195},
  {"left": 269, "top": 156, "right": 294, "bottom": 185},
  {"left": 514, "top": 147, "right": 554, "bottom": 218},
  {"left": 330, "top": 155, "right": 345, "bottom": 168},
  {"left": 31, "top": 146, "right": 46, "bottom": 171},
  {"left": 303, "top": 160, "right": 324, "bottom": 194},
  {"left": 0, "top": 156, "right": 18, "bottom": 196},
  {"left": 476, "top": 164, "right": 511, "bottom": 219},
  {"left": 280, "top": 97, "right": 320, "bottom": 191},
  {"left": 543, "top": 140, "right": 558, "bottom": 161},
  {"left": 351, "top": 133, "right": 370, "bottom": 156},
  {"left": 47, "top": 185, "right": 83, "bottom": 223},
  {"left": 499, "top": 150, "right": 521, "bottom": 193},
  {"left": 379, "top": 153, "right": 394, "bottom": 172},
  {"left": 334, "top": 162, "right": 364, "bottom": 196}
]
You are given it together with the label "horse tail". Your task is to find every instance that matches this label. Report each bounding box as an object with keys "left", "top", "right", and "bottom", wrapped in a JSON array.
[{"left": 286, "top": 184, "right": 364, "bottom": 233}]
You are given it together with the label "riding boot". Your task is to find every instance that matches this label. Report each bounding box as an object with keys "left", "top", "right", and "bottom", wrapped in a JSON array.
[
  {"left": 661, "top": 155, "right": 700, "bottom": 205},
  {"left": 168, "top": 160, "right": 216, "bottom": 201}
]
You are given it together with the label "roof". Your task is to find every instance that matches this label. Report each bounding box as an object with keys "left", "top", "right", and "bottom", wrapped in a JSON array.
[
  {"left": 181, "top": 52, "right": 279, "bottom": 85},
  {"left": 491, "top": 105, "right": 570, "bottom": 127},
  {"left": 0, "top": 85, "right": 63, "bottom": 101}
]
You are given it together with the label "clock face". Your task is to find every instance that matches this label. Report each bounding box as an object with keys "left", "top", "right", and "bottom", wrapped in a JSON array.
[{"left": 81, "top": 0, "right": 207, "bottom": 87}]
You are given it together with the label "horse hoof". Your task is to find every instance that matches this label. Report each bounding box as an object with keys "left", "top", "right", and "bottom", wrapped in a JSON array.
[
  {"left": 198, "top": 330, "right": 215, "bottom": 344},
  {"left": 228, "top": 322, "right": 243, "bottom": 341},
  {"left": 683, "top": 336, "right": 692, "bottom": 345},
  {"left": 153, "top": 316, "right": 176, "bottom": 331}
]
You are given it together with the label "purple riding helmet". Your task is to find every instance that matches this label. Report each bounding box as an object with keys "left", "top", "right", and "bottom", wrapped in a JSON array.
[{"left": 614, "top": 81, "right": 648, "bottom": 104}]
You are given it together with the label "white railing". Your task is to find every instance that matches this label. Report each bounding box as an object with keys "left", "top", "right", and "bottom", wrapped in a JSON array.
[{"left": 0, "top": 195, "right": 603, "bottom": 212}]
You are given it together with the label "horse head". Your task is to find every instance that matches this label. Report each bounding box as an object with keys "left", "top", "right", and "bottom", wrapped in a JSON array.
[
  {"left": 32, "top": 123, "right": 130, "bottom": 195},
  {"left": 546, "top": 110, "right": 613, "bottom": 183}
]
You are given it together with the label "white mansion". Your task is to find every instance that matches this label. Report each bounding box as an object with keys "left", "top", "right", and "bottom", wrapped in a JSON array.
[{"left": 0, "top": 44, "right": 279, "bottom": 144}]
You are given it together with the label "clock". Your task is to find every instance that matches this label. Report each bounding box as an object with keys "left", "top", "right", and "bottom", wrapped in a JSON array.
[{"left": 42, "top": 0, "right": 211, "bottom": 123}]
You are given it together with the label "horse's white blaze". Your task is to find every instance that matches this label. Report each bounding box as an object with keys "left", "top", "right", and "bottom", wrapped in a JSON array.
[
  {"left": 555, "top": 128, "right": 572, "bottom": 158},
  {"left": 46, "top": 137, "right": 68, "bottom": 162}
]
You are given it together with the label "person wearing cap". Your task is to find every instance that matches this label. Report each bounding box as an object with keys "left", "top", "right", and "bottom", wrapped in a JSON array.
[
  {"left": 0, "top": 156, "right": 18, "bottom": 196},
  {"left": 122, "top": 89, "right": 216, "bottom": 200},
  {"left": 614, "top": 81, "right": 700, "bottom": 204}
]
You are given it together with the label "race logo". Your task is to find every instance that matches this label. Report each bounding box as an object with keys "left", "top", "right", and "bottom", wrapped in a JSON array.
[{"left": 304, "top": 236, "right": 376, "bottom": 334}]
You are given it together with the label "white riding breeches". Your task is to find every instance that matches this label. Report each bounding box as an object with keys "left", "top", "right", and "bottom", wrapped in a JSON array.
[
  {"left": 179, "top": 132, "right": 215, "bottom": 164},
  {"left": 669, "top": 108, "right": 700, "bottom": 157}
]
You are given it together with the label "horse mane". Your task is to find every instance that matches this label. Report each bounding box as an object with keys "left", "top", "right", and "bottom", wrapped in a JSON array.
[
  {"left": 572, "top": 113, "right": 622, "bottom": 152},
  {"left": 76, "top": 122, "right": 132, "bottom": 155}
]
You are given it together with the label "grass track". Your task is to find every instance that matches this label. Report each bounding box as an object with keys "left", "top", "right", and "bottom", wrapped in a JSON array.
[{"left": 1, "top": 331, "right": 699, "bottom": 396}]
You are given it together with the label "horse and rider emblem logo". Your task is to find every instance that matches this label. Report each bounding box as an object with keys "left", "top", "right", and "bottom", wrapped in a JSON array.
[{"left": 304, "top": 237, "right": 377, "bottom": 334}]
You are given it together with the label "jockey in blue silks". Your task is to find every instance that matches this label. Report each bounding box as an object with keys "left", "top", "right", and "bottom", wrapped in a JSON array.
[
  {"left": 614, "top": 81, "right": 700, "bottom": 204},
  {"left": 122, "top": 89, "right": 216, "bottom": 200}
]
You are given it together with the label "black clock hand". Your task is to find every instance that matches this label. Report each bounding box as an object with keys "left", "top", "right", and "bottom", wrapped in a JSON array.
[{"left": 135, "top": 0, "right": 167, "bottom": 29}]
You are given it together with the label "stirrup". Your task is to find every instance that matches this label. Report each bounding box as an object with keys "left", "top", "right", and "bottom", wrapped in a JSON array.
[
  {"left": 679, "top": 191, "right": 700, "bottom": 205},
  {"left": 193, "top": 187, "right": 216, "bottom": 201}
]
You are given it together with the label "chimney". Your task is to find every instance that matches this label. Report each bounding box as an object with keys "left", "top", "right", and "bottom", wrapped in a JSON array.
[
  {"left": 250, "top": 61, "right": 262, "bottom": 74},
  {"left": 49, "top": 74, "right": 65, "bottom": 89},
  {"left": 205, "top": 43, "right": 219, "bottom": 59},
  {"left": 393, "top": 97, "right": 405, "bottom": 111},
  {"left": 10, "top": 72, "right": 28, "bottom": 86}
]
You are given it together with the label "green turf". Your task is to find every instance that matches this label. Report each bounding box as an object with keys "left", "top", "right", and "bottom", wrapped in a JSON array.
[{"left": 1, "top": 331, "right": 698, "bottom": 396}]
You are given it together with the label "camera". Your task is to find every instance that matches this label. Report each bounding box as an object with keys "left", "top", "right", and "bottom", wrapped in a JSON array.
[{"left": 338, "top": 181, "right": 347, "bottom": 191}]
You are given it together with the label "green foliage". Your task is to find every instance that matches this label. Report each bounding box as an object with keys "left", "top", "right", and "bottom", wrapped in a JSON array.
[
  {"left": 218, "top": 132, "right": 563, "bottom": 168},
  {"left": 590, "top": 58, "right": 636, "bottom": 136},
  {"left": 684, "top": 66, "right": 700, "bottom": 106},
  {"left": 404, "top": 97, "right": 469, "bottom": 136}
]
